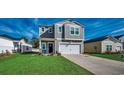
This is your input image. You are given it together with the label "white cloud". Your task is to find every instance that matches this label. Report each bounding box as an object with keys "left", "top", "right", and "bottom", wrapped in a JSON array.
[
  {"left": 111, "top": 28, "right": 124, "bottom": 34},
  {"left": 30, "top": 30, "right": 37, "bottom": 34},
  {"left": 15, "top": 31, "right": 21, "bottom": 35},
  {"left": 88, "top": 22, "right": 103, "bottom": 28},
  {"left": 0, "top": 26, "right": 23, "bottom": 37},
  {"left": 23, "top": 31, "right": 33, "bottom": 38},
  {"left": 0, "top": 26, "right": 13, "bottom": 33}
]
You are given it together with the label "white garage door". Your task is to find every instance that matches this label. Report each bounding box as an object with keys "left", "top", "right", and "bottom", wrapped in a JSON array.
[{"left": 59, "top": 44, "right": 80, "bottom": 54}]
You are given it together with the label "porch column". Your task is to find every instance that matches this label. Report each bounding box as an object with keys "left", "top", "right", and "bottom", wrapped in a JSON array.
[
  {"left": 54, "top": 40, "right": 59, "bottom": 54},
  {"left": 39, "top": 39, "right": 42, "bottom": 53},
  {"left": 46, "top": 42, "right": 48, "bottom": 54},
  {"left": 21, "top": 45, "right": 23, "bottom": 53},
  {"left": 54, "top": 40, "right": 57, "bottom": 54}
]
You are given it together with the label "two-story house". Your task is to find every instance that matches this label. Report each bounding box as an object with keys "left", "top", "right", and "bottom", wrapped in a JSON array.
[{"left": 39, "top": 19, "right": 84, "bottom": 54}]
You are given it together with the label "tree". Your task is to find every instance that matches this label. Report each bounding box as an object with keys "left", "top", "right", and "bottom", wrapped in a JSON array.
[
  {"left": 31, "top": 37, "right": 39, "bottom": 48},
  {"left": 22, "top": 37, "right": 29, "bottom": 43}
]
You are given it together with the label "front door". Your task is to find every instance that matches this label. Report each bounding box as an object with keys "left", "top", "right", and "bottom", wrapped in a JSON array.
[{"left": 48, "top": 43, "right": 53, "bottom": 53}]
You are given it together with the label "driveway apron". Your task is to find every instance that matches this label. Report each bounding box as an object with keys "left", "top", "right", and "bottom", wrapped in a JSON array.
[{"left": 63, "top": 54, "right": 124, "bottom": 75}]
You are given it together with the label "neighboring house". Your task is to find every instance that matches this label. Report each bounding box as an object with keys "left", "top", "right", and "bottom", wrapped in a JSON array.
[
  {"left": 0, "top": 35, "right": 16, "bottom": 53},
  {"left": 0, "top": 34, "right": 32, "bottom": 53},
  {"left": 16, "top": 39, "right": 32, "bottom": 53},
  {"left": 39, "top": 19, "right": 84, "bottom": 54},
  {"left": 115, "top": 35, "right": 124, "bottom": 50},
  {"left": 84, "top": 36, "right": 123, "bottom": 53}
]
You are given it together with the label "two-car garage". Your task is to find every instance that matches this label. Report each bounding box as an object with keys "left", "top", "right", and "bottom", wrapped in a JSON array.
[{"left": 59, "top": 44, "right": 81, "bottom": 54}]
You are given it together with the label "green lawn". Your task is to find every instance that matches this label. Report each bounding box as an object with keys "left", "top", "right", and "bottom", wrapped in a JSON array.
[
  {"left": 91, "top": 54, "right": 124, "bottom": 62},
  {"left": 0, "top": 54, "right": 92, "bottom": 75}
]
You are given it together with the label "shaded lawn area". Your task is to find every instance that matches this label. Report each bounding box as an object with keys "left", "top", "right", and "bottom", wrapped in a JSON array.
[
  {"left": 91, "top": 54, "right": 124, "bottom": 62},
  {"left": 0, "top": 54, "right": 92, "bottom": 75}
]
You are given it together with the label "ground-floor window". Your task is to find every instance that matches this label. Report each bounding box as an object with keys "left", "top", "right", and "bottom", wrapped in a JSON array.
[
  {"left": 26, "top": 46, "right": 29, "bottom": 50},
  {"left": 41, "top": 42, "right": 47, "bottom": 53},
  {"left": 106, "top": 45, "right": 112, "bottom": 51},
  {"left": 94, "top": 46, "right": 97, "bottom": 52},
  {"left": 41, "top": 42, "right": 46, "bottom": 50}
]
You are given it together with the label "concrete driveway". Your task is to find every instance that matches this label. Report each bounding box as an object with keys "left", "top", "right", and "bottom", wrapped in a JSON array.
[{"left": 63, "top": 54, "right": 124, "bottom": 75}]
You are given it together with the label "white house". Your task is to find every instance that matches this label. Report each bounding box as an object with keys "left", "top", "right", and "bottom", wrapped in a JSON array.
[
  {"left": 0, "top": 35, "right": 14, "bottom": 53},
  {"left": 0, "top": 35, "right": 32, "bottom": 54},
  {"left": 102, "top": 37, "right": 123, "bottom": 53},
  {"left": 19, "top": 39, "right": 32, "bottom": 53}
]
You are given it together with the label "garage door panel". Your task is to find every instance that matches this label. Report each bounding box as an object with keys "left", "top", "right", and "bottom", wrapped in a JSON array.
[
  {"left": 59, "top": 45, "right": 70, "bottom": 54},
  {"left": 59, "top": 44, "right": 80, "bottom": 54}
]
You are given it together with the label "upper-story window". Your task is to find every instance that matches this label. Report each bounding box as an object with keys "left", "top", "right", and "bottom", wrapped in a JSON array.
[
  {"left": 70, "top": 27, "right": 74, "bottom": 34},
  {"left": 48, "top": 28, "right": 53, "bottom": 33},
  {"left": 58, "top": 26, "right": 63, "bottom": 32},
  {"left": 75, "top": 28, "right": 80, "bottom": 35},
  {"left": 70, "top": 27, "right": 80, "bottom": 35},
  {"left": 42, "top": 27, "right": 45, "bottom": 32}
]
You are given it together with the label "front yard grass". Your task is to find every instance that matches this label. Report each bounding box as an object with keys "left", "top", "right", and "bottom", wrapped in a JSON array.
[
  {"left": 90, "top": 53, "right": 124, "bottom": 62},
  {"left": 0, "top": 54, "right": 92, "bottom": 75}
]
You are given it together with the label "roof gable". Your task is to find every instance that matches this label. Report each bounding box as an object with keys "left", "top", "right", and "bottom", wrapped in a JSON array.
[
  {"left": 54, "top": 19, "right": 83, "bottom": 27},
  {"left": 115, "top": 35, "right": 124, "bottom": 39}
]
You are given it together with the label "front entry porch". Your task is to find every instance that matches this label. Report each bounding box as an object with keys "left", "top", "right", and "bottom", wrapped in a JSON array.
[{"left": 40, "top": 41, "right": 55, "bottom": 54}]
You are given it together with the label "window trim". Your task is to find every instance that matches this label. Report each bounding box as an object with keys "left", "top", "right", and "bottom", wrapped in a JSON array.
[
  {"left": 13, "top": 42, "right": 19, "bottom": 47},
  {"left": 70, "top": 26, "right": 80, "bottom": 36},
  {"left": 41, "top": 42, "right": 46, "bottom": 50},
  {"left": 48, "top": 28, "right": 53, "bottom": 33},
  {"left": 70, "top": 27, "right": 75, "bottom": 35},
  {"left": 106, "top": 45, "right": 112, "bottom": 51},
  {"left": 42, "top": 27, "right": 45, "bottom": 32},
  {"left": 58, "top": 26, "right": 62, "bottom": 33},
  {"left": 75, "top": 28, "right": 80, "bottom": 36}
]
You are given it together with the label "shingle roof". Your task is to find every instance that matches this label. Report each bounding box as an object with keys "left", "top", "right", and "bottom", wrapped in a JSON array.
[
  {"left": 114, "top": 35, "right": 124, "bottom": 39},
  {"left": 84, "top": 36, "right": 108, "bottom": 43},
  {"left": 84, "top": 36, "right": 121, "bottom": 43},
  {"left": 39, "top": 19, "right": 84, "bottom": 28}
]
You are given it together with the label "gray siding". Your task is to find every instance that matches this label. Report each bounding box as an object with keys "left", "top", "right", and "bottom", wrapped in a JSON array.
[
  {"left": 54, "top": 22, "right": 83, "bottom": 40},
  {"left": 64, "top": 23, "right": 83, "bottom": 40},
  {"left": 39, "top": 20, "right": 84, "bottom": 54},
  {"left": 119, "top": 36, "right": 124, "bottom": 42},
  {"left": 40, "top": 21, "right": 83, "bottom": 40},
  {"left": 40, "top": 26, "right": 54, "bottom": 38},
  {"left": 54, "top": 24, "right": 64, "bottom": 39}
]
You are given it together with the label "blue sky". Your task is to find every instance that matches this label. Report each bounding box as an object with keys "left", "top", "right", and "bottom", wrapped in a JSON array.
[{"left": 0, "top": 18, "right": 124, "bottom": 40}]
